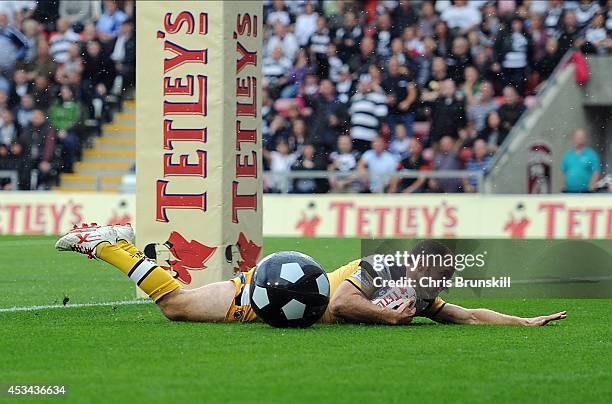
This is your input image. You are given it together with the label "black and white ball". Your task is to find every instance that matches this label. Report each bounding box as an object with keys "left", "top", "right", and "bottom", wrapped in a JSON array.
[{"left": 249, "top": 251, "right": 329, "bottom": 328}]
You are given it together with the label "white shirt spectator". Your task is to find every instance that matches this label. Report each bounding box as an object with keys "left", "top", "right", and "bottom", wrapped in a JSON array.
[
  {"left": 268, "top": 151, "right": 298, "bottom": 191},
  {"left": 441, "top": 4, "right": 482, "bottom": 31},
  {"left": 267, "top": 32, "right": 299, "bottom": 61},
  {"left": 262, "top": 54, "right": 292, "bottom": 85},
  {"left": 360, "top": 149, "right": 398, "bottom": 192},
  {"left": 266, "top": 8, "right": 291, "bottom": 27},
  {"left": 294, "top": 11, "right": 318, "bottom": 46}
]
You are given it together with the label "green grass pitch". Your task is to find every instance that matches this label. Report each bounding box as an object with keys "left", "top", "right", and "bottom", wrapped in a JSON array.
[{"left": 0, "top": 235, "right": 610, "bottom": 403}]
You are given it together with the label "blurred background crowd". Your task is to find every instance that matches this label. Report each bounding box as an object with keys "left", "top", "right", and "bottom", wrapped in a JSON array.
[
  {"left": 0, "top": 0, "right": 135, "bottom": 190},
  {"left": 0, "top": 0, "right": 608, "bottom": 194},
  {"left": 260, "top": 0, "right": 611, "bottom": 193}
]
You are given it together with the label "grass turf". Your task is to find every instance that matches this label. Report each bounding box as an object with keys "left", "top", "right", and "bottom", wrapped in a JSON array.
[{"left": 0, "top": 236, "right": 610, "bottom": 403}]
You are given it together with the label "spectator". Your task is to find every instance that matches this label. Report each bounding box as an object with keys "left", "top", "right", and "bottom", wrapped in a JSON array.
[
  {"left": 294, "top": 2, "right": 317, "bottom": 46},
  {"left": 467, "top": 81, "right": 498, "bottom": 132},
  {"left": 308, "top": 79, "right": 348, "bottom": 154},
  {"left": 420, "top": 56, "right": 448, "bottom": 102},
  {"left": 429, "top": 135, "right": 462, "bottom": 193},
  {"left": 543, "top": 0, "right": 564, "bottom": 35},
  {"left": 32, "top": 74, "right": 54, "bottom": 110},
  {"left": 96, "top": 0, "right": 128, "bottom": 44},
  {"left": 334, "top": 11, "right": 363, "bottom": 62},
  {"left": 584, "top": 12, "right": 610, "bottom": 54},
  {"left": 291, "top": 143, "right": 327, "bottom": 193},
  {"left": 463, "top": 138, "right": 491, "bottom": 192},
  {"left": 557, "top": 11, "right": 584, "bottom": 56},
  {"left": 560, "top": 129, "right": 601, "bottom": 193},
  {"left": 9, "top": 69, "right": 32, "bottom": 108},
  {"left": 374, "top": 12, "right": 394, "bottom": 60},
  {"left": 281, "top": 48, "right": 314, "bottom": 98},
  {"left": 308, "top": 15, "right": 331, "bottom": 70},
  {"left": 49, "top": 17, "right": 80, "bottom": 64},
  {"left": 478, "top": 111, "right": 508, "bottom": 153},
  {"left": 398, "top": 137, "right": 429, "bottom": 193},
  {"left": 382, "top": 56, "right": 417, "bottom": 139},
  {"left": 26, "top": 40, "right": 57, "bottom": 81},
  {"left": 262, "top": 46, "right": 292, "bottom": 97},
  {"left": 0, "top": 12, "right": 29, "bottom": 73},
  {"left": 0, "top": 109, "right": 18, "bottom": 146},
  {"left": 440, "top": 0, "right": 481, "bottom": 34},
  {"left": 428, "top": 79, "right": 465, "bottom": 144},
  {"left": 498, "top": 86, "right": 526, "bottom": 133},
  {"left": 110, "top": 19, "right": 136, "bottom": 94},
  {"left": 263, "top": 139, "right": 298, "bottom": 193},
  {"left": 389, "top": 123, "right": 411, "bottom": 160},
  {"left": 328, "top": 134, "right": 361, "bottom": 192},
  {"left": 15, "top": 92, "right": 34, "bottom": 128},
  {"left": 267, "top": 22, "right": 299, "bottom": 61},
  {"left": 459, "top": 65, "right": 482, "bottom": 104},
  {"left": 347, "top": 36, "right": 377, "bottom": 77},
  {"left": 418, "top": 1, "right": 438, "bottom": 37},
  {"left": 493, "top": 16, "right": 532, "bottom": 94},
  {"left": 49, "top": 85, "right": 80, "bottom": 172},
  {"left": 20, "top": 109, "right": 58, "bottom": 190},
  {"left": 348, "top": 75, "right": 387, "bottom": 153},
  {"left": 357, "top": 136, "right": 398, "bottom": 193},
  {"left": 447, "top": 36, "right": 472, "bottom": 83},
  {"left": 288, "top": 118, "right": 308, "bottom": 155},
  {"left": 59, "top": 0, "right": 100, "bottom": 26},
  {"left": 266, "top": 0, "right": 291, "bottom": 27},
  {"left": 535, "top": 37, "right": 562, "bottom": 81}
]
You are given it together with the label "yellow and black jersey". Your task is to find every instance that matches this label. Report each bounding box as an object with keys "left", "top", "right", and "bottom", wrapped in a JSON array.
[{"left": 225, "top": 257, "right": 446, "bottom": 324}]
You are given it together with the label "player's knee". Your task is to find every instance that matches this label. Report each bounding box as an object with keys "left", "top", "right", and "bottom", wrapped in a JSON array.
[{"left": 157, "top": 291, "right": 187, "bottom": 321}]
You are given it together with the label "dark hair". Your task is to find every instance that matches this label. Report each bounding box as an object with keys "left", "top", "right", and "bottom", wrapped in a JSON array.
[{"left": 409, "top": 240, "right": 456, "bottom": 279}]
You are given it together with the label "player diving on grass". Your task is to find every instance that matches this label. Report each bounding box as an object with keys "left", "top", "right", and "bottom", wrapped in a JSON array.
[{"left": 55, "top": 223, "right": 567, "bottom": 326}]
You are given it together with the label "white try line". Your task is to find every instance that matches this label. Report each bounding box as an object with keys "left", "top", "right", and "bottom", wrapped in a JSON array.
[{"left": 0, "top": 299, "right": 152, "bottom": 313}]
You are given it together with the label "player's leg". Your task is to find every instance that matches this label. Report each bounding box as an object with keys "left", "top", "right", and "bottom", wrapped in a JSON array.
[
  {"left": 55, "top": 223, "right": 235, "bottom": 322},
  {"left": 110, "top": 223, "right": 237, "bottom": 321},
  {"left": 156, "top": 282, "right": 236, "bottom": 322}
]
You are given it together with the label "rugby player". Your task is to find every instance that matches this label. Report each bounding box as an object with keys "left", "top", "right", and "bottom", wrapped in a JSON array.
[{"left": 55, "top": 223, "right": 567, "bottom": 326}]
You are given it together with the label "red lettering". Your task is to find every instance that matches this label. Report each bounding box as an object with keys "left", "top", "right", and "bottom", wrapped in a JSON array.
[
  {"left": 566, "top": 208, "right": 581, "bottom": 238},
  {"left": 356, "top": 207, "right": 370, "bottom": 237},
  {"left": 236, "top": 77, "right": 257, "bottom": 117},
  {"left": 236, "top": 42, "right": 257, "bottom": 74},
  {"left": 163, "top": 75, "right": 207, "bottom": 115},
  {"left": 422, "top": 206, "right": 439, "bottom": 237},
  {"left": 373, "top": 207, "right": 390, "bottom": 236},
  {"left": 164, "top": 12, "right": 195, "bottom": 34},
  {"left": 50, "top": 203, "right": 66, "bottom": 234},
  {"left": 607, "top": 209, "right": 612, "bottom": 238},
  {"left": 199, "top": 12, "right": 208, "bottom": 35},
  {"left": 4, "top": 204, "right": 19, "bottom": 234},
  {"left": 163, "top": 75, "right": 194, "bottom": 96},
  {"left": 163, "top": 120, "right": 206, "bottom": 150},
  {"left": 584, "top": 208, "right": 603, "bottom": 238},
  {"left": 330, "top": 201, "right": 353, "bottom": 236},
  {"left": 163, "top": 40, "right": 207, "bottom": 73},
  {"left": 163, "top": 150, "right": 207, "bottom": 177},
  {"left": 539, "top": 203, "right": 564, "bottom": 238},
  {"left": 235, "top": 121, "right": 256, "bottom": 150},
  {"left": 236, "top": 152, "right": 257, "bottom": 178},
  {"left": 231, "top": 181, "right": 257, "bottom": 223},
  {"left": 156, "top": 180, "right": 206, "bottom": 222}
]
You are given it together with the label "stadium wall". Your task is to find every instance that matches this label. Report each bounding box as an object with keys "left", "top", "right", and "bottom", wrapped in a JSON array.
[{"left": 1, "top": 192, "right": 611, "bottom": 239}]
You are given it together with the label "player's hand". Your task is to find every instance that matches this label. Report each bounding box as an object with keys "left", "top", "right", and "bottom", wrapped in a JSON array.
[
  {"left": 387, "top": 296, "right": 416, "bottom": 325},
  {"left": 524, "top": 311, "right": 567, "bottom": 326}
]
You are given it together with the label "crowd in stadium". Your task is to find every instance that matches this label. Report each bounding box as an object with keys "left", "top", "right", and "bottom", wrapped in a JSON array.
[
  {"left": 261, "top": 0, "right": 611, "bottom": 193},
  {"left": 0, "top": 0, "right": 135, "bottom": 190}
]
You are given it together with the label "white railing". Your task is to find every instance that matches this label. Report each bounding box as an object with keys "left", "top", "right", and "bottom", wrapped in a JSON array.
[{"left": 263, "top": 169, "right": 484, "bottom": 193}]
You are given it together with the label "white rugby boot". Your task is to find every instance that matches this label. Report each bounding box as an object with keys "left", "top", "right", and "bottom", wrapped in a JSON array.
[{"left": 55, "top": 223, "right": 118, "bottom": 259}]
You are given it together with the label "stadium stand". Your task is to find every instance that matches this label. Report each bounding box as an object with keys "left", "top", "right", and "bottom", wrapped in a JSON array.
[
  {"left": 0, "top": 0, "right": 135, "bottom": 191},
  {"left": 258, "top": 0, "right": 611, "bottom": 194},
  {"left": 0, "top": 0, "right": 609, "bottom": 195}
]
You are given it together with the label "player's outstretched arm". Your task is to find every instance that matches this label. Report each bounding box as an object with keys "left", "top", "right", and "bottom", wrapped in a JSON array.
[
  {"left": 431, "top": 303, "right": 567, "bottom": 326},
  {"left": 329, "top": 281, "right": 416, "bottom": 325}
]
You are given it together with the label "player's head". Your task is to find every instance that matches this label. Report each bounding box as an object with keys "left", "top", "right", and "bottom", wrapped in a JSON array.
[{"left": 407, "top": 240, "right": 456, "bottom": 299}]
